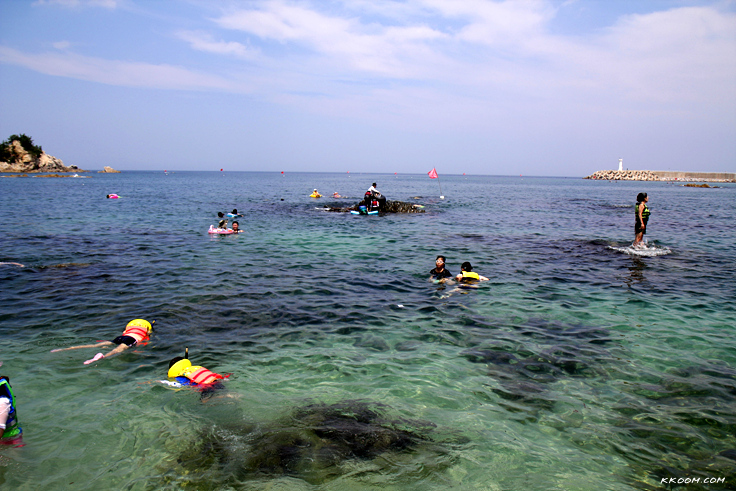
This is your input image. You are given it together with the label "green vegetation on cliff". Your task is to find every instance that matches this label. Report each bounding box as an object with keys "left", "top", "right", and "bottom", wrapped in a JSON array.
[{"left": 1, "top": 134, "right": 44, "bottom": 162}]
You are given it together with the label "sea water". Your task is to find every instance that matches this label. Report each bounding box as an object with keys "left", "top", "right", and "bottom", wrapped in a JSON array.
[{"left": 0, "top": 171, "right": 734, "bottom": 490}]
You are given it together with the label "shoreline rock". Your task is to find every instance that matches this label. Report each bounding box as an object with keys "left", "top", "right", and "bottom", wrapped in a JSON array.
[{"left": 0, "top": 140, "right": 85, "bottom": 173}]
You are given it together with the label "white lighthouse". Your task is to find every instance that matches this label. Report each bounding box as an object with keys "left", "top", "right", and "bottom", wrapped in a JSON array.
[{"left": 618, "top": 158, "right": 623, "bottom": 171}]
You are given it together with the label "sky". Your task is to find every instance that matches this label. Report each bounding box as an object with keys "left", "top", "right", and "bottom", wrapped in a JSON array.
[{"left": 0, "top": 0, "right": 735, "bottom": 176}]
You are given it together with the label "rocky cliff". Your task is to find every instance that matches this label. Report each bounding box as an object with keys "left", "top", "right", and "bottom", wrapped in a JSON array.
[{"left": 0, "top": 140, "right": 83, "bottom": 173}]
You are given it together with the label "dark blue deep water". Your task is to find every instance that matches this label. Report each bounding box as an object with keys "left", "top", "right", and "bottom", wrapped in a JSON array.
[{"left": 1, "top": 171, "right": 735, "bottom": 490}]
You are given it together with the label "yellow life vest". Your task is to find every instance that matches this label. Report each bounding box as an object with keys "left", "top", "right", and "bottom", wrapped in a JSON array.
[
  {"left": 123, "top": 319, "right": 151, "bottom": 343},
  {"left": 461, "top": 271, "right": 480, "bottom": 281},
  {"left": 168, "top": 358, "right": 223, "bottom": 385}
]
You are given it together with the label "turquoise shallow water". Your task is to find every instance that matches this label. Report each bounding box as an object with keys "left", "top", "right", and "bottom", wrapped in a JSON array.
[{"left": 0, "top": 171, "right": 735, "bottom": 490}]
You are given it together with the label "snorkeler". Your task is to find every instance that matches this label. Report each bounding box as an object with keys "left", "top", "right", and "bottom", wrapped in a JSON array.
[
  {"left": 51, "top": 319, "right": 153, "bottom": 365},
  {"left": 166, "top": 348, "right": 230, "bottom": 400}
]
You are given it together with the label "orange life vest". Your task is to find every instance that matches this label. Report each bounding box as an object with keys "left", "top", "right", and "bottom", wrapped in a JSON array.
[
  {"left": 181, "top": 366, "right": 224, "bottom": 385},
  {"left": 123, "top": 325, "right": 149, "bottom": 343}
]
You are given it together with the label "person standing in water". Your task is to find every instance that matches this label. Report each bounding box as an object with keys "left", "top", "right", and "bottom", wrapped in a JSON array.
[{"left": 634, "top": 192, "right": 650, "bottom": 248}]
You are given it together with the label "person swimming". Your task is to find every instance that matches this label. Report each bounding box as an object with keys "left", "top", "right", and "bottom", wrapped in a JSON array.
[
  {"left": 50, "top": 319, "right": 154, "bottom": 365},
  {"left": 455, "top": 262, "right": 489, "bottom": 283},
  {"left": 167, "top": 348, "right": 229, "bottom": 401}
]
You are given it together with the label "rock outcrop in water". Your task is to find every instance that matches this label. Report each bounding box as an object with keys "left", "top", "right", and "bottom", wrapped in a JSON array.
[
  {"left": 324, "top": 200, "right": 425, "bottom": 214},
  {"left": 0, "top": 135, "right": 84, "bottom": 173},
  {"left": 98, "top": 166, "right": 121, "bottom": 173}
]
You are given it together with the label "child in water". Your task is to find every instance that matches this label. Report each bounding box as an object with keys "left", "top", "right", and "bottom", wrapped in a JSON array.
[
  {"left": 166, "top": 348, "right": 229, "bottom": 401},
  {"left": 51, "top": 319, "right": 153, "bottom": 365},
  {"left": 455, "top": 262, "right": 489, "bottom": 283}
]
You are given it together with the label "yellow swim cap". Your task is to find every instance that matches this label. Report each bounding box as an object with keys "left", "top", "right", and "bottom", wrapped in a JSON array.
[
  {"left": 127, "top": 319, "right": 152, "bottom": 333},
  {"left": 168, "top": 358, "right": 192, "bottom": 378}
]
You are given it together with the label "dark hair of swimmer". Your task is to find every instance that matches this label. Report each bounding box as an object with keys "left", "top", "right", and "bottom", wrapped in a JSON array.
[
  {"left": 636, "top": 192, "right": 647, "bottom": 202},
  {"left": 218, "top": 212, "right": 224, "bottom": 218},
  {"left": 232, "top": 209, "right": 238, "bottom": 214},
  {"left": 436, "top": 255, "right": 446, "bottom": 262},
  {"left": 168, "top": 357, "right": 185, "bottom": 369},
  {"left": 372, "top": 182, "right": 377, "bottom": 187},
  {"left": 461, "top": 261, "right": 473, "bottom": 272},
  {"left": 232, "top": 221, "right": 238, "bottom": 226}
]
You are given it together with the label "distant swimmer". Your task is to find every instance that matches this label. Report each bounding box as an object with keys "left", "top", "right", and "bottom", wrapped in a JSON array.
[
  {"left": 455, "top": 262, "right": 489, "bottom": 283},
  {"left": 51, "top": 319, "right": 153, "bottom": 365},
  {"left": 429, "top": 255, "right": 453, "bottom": 283},
  {"left": 633, "top": 192, "right": 650, "bottom": 248},
  {"left": 333, "top": 192, "right": 342, "bottom": 198},
  {"left": 310, "top": 189, "right": 322, "bottom": 198},
  {"left": 231, "top": 221, "right": 242, "bottom": 233},
  {"left": 106, "top": 194, "right": 119, "bottom": 199}
]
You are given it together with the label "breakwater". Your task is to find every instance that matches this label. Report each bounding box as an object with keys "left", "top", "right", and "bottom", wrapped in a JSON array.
[{"left": 584, "top": 169, "right": 735, "bottom": 182}]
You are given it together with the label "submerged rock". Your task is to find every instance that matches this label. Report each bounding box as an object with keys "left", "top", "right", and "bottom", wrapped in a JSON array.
[{"left": 169, "top": 400, "right": 459, "bottom": 487}]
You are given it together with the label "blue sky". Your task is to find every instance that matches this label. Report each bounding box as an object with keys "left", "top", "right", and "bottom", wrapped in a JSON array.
[{"left": 1, "top": 0, "right": 734, "bottom": 176}]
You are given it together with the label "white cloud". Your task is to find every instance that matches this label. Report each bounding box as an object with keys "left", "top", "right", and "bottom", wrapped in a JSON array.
[
  {"left": 5, "top": 0, "right": 736, "bottom": 125},
  {"left": 33, "top": 0, "right": 117, "bottom": 8},
  {"left": 177, "top": 30, "right": 259, "bottom": 59},
  {"left": 213, "top": 1, "right": 447, "bottom": 77},
  {"left": 0, "top": 46, "right": 237, "bottom": 92}
]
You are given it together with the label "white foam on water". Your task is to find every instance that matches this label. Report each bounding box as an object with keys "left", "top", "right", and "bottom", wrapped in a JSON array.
[{"left": 608, "top": 242, "right": 672, "bottom": 257}]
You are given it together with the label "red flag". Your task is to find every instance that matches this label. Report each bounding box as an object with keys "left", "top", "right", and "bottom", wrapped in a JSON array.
[{"left": 428, "top": 168, "right": 438, "bottom": 179}]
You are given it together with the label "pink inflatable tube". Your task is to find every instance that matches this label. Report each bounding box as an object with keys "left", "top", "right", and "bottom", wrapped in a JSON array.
[{"left": 208, "top": 225, "right": 233, "bottom": 235}]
